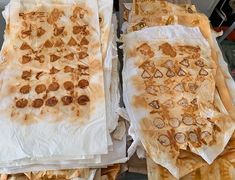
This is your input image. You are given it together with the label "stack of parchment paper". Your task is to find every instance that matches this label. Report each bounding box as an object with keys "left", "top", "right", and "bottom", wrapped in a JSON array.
[
  {"left": 0, "top": 0, "right": 127, "bottom": 178},
  {"left": 122, "top": 0, "right": 235, "bottom": 179}
]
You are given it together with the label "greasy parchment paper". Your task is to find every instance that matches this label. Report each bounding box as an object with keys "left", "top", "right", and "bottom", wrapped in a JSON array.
[
  {"left": 123, "top": 25, "right": 235, "bottom": 178},
  {"left": 0, "top": 0, "right": 108, "bottom": 167},
  {"left": 127, "top": 0, "right": 196, "bottom": 33},
  {"left": 0, "top": 168, "right": 95, "bottom": 180},
  {"left": 0, "top": 10, "right": 126, "bottom": 174},
  {"left": 145, "top": 29, "right": 235, "bottom": 180},
  {"left": 128, "top": 0, "right": 235, "bottom": 120},
  {"left": 122, "top": 1, "right": 235, "bottom": 178},
  {"left": 147, "top": 133, "right": 235, "bottom": 180}
]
